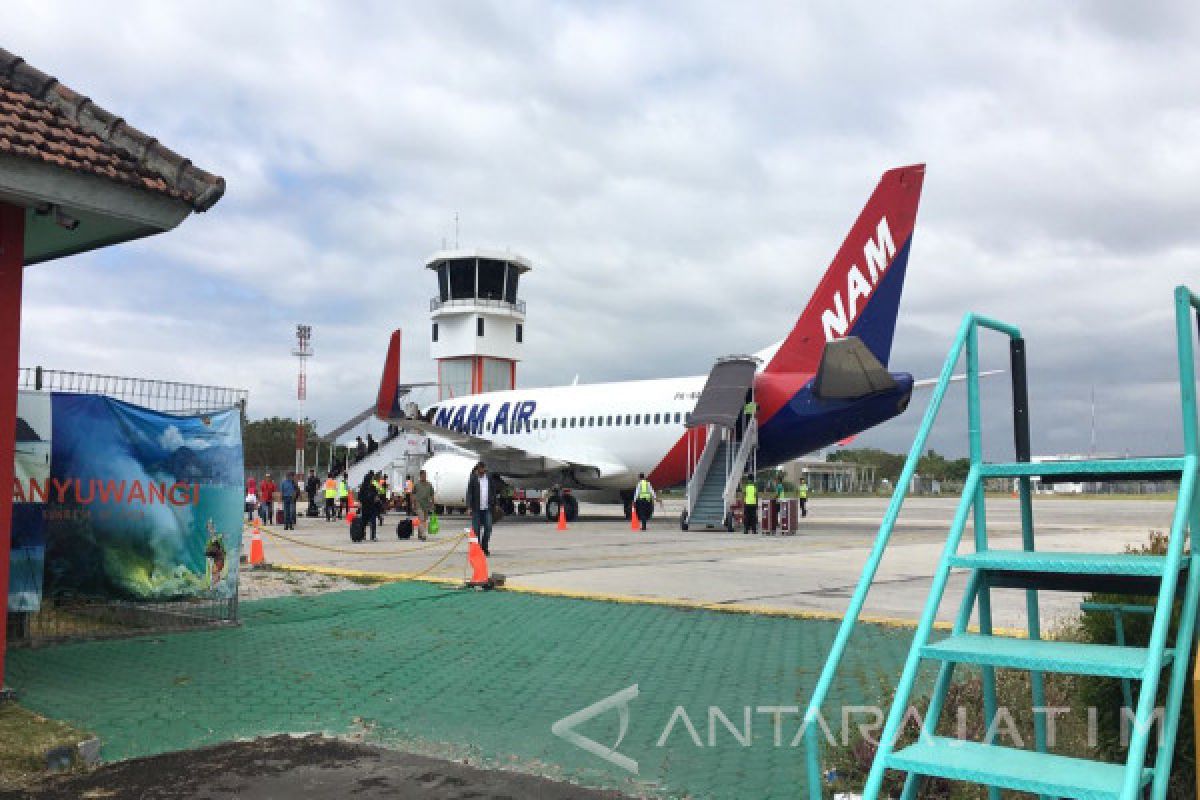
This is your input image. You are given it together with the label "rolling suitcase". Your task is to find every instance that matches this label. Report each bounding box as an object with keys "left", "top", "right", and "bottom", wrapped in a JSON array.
[
  {"left": 396, "top": 518, "right": 413, "bottom": 540},
  {"left": 350, "top": 517, "right": 366, "bottom": 543}
]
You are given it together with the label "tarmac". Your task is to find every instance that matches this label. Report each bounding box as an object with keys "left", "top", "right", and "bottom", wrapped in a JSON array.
[
  {"left": 5, "top": 494, "right": 1172, "bottom": 798},
  {"left": 257, "top": 494, "right": 1174, "bottom": 630}
]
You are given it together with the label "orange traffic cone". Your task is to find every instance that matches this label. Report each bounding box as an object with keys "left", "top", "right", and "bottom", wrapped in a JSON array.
[
  {"left": 466, "top": 529, "right": 490, "bottom": 587},
  {"left": 630, "top": 504, "right": 640, "bottom": 531},
  {"left": 249, "top": 519, "right": 265, "bottom": 565},
  {"left": 346, "top": 508, "right": 357, "bottom": 525},
  {"left": 556, "top": 502, "right": 568, "bottom": 531}
]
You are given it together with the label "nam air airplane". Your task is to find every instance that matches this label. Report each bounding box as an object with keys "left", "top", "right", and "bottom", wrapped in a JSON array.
[{"left": 377, "top": 164, "right": 926, "bottom": 523}]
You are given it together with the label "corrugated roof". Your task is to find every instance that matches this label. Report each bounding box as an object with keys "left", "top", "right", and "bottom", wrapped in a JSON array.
[{"left": 0, "top": 48, "right": 224, "bottom": 212}]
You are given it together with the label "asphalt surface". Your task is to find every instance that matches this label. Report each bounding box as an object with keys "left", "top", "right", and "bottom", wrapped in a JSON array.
[
  {"left": 6, "top": 735, "right": 630, "bottom": 799},
  {"left": 257, "top": 494, "right": 1174, "bottom": 629}
]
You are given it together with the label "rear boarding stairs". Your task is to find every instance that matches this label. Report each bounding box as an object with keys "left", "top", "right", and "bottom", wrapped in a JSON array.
[
  {"left": 682, "top": 355, "right": 760, "bottom": 531},
  {"left": 802, "top": 285, "right": 1200, "bottom": 799}
]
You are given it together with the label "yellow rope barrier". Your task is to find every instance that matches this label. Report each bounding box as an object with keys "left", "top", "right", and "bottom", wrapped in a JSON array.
[{"left": 247, "top": 523, "right": 465, "bottom": 558}]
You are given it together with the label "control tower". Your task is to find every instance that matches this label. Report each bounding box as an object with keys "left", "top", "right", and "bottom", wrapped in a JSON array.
[{"left": 427, "top": 249, "right": 530, "bottom": 400}]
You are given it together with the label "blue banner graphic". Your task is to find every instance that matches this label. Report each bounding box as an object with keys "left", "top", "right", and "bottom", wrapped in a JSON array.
[{"left": 9, "top": 391, "right": 244, "bottom": 610}]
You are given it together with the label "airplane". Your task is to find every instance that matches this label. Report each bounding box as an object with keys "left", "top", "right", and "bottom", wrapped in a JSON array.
[{"left": 372, "top": 164, "right": 928, "bottom": 525}]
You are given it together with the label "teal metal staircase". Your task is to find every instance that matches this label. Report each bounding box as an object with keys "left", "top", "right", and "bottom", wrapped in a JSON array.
[{"left": 802, "top": 285, "right": 1200, "bottom": 800}]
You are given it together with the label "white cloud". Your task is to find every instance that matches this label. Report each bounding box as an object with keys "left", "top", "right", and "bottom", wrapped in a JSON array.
[{"left": 9, "top": 1, "right": 1200, "bottom": 456}]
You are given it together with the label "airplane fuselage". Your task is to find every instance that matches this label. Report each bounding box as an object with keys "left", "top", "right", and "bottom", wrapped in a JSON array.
[{"left": 425, "top": 369, "right": 913, "bottom": 491}]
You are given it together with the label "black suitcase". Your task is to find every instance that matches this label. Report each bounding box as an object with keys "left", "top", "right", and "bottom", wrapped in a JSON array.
[
  {"left": 350, "top": 517, "right": 366, "bottom": 543},
  {"left": 306, "top": 504, "right": 320, "bottom": 518},
  {"left": 396, "top": 519, "right": 413, "bottom": 540}
]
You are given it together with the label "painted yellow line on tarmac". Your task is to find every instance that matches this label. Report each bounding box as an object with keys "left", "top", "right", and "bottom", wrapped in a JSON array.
[{"left": 268, "top": 561, "right": 1027, "bottom": 637}]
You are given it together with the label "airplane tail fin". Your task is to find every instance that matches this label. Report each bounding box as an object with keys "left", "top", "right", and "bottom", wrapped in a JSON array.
[
  {"left": 765, "top": 164, "right": 925, "bottom": 375},
  {"left": 375, "top": 329, "right": 402, "bottom": 419}
]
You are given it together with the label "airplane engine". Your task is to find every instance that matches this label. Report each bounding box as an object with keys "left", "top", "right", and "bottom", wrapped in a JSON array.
[{"left": 422, "top": 452, "right": 478, "bottom": 508}]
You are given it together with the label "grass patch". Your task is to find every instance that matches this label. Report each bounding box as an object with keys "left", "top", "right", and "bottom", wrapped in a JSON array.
[{"left": 0, "top": 702, "right": 91, "bottom": 790}]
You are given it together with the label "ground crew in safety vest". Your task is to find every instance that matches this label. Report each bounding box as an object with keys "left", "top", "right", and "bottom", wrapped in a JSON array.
[
  {"left": 336, "top": 475, "right": 349, "bottom": 520},
  {"left": 633, "top": 473, "right": 658, "bottom": 531},
  {"left": 323, "top": 474, "right": 337, "bottom": 521},
  {"left": 742, "top": 479, "right": 758, "bottom": 535},
  {"left": 798, "top": 478, "right": 809, "bottom": 518},
  {"left": 372, "top": 477, "right": 387, "bottom": 525}
]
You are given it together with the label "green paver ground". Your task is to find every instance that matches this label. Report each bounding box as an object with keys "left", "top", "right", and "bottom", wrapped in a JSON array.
[{"left": 7, "top": 584, "right": 913, "bottom": 799}]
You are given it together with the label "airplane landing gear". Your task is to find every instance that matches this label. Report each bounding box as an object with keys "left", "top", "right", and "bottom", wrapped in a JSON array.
[{"left": 544, "top": 490, "right": 578, "bottom": 522}]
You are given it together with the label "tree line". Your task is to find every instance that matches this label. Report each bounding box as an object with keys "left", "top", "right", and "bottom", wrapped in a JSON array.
[{"left": 827, "top": 447, "right": 971, "bottom": 484}]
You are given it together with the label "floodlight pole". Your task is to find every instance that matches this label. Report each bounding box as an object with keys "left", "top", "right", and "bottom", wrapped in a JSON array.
[{"left": 292, "top": 325, "right": 313, "bottom": 476}]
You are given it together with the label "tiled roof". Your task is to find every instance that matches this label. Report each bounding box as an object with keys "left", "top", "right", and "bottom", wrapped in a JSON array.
[{"left": 0, "top": 48, "right": 224, "bottom": 211}]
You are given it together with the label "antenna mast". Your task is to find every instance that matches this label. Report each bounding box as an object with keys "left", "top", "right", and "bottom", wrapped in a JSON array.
[{"left": 293, "top": 324, "right": 313, "bottom": 474}]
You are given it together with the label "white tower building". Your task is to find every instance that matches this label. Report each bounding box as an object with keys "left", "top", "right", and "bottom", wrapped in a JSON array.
[{"left": 427, "top": 249, "right": 530, "bottom": 400}]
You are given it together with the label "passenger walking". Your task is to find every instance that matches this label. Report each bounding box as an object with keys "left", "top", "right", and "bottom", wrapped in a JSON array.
[
  {"left": 742, "top": 478, "right": 758, "bottom": 535},
  {"left": 281, "top": 472, "right": 299, "bottom": 530},
  {"left": 798, "top": 478, "right": 809, "bottom": 518},
  {"left": 404, "top": 474, "right": 415, "bottom": 515},
  {"left": 355, "top": 436, "right": 366, "bottom": 463},
  {"left": 337, "top": 473, "right": 349, "bottom": 519},
  {"left": 323, "top": 473, "right": 337, "bottom": 521},
  {"left": 305, "top": 469, "right": 319, "bottom": 517},
  {"left": 258, "top": 473, "right": 277, "bottom": 525},
  {"left": 359, "top": 471, "right": 379, "bottom": 541},
  {"left": 245, "top": 476, "right": 258, "bottom": 523},
  {"left": 633, "top": 473, "right": 657, "bottom": 531},
  {"left": 466, "top": 461, "right": 496, "bottom": 555},
  {"left": 413, "top": 469, "right": 434, "bottom": 541}
]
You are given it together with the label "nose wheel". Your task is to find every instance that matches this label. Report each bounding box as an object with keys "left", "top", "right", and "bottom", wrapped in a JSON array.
[{"left": 544, "top": 492, "right": 579, "bottom": 522}]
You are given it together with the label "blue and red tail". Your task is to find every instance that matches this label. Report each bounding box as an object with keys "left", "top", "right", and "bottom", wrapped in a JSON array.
[
  {"left": 756, "top": 164, "right": 925, "bottom": 423},
  {"left": 766, "top": 164, "right": 924, "bottom": 374}
]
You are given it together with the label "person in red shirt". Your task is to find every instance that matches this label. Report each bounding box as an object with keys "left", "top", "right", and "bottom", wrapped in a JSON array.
[{"left": 258, "top": 473, "right": 277, "bottom": 525}]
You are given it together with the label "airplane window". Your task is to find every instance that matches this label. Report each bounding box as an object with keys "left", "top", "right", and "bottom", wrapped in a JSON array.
[
  {"left": 615, "top": 416, "right": 622, "bottom": 426},
  {"left": 674, "top": 412, "right": 681, "bottom": 424},
  {"left": 570, "top": 418, "right": 576, "bottom": 428},
  {"left": 588, "top": 416, "right": 595, "bottom": 427},
  {"left": 634, "top": 414, "right": 641, "bottom": 425},
  {"left": 625, "top": 414, "right": 631, "bottom": 425},
  {"left": 606, "top": 415, "right": 613, "bottom": 426},
  {"left": 551, "top": 419, "right": 557, "bottom": 429},
  {"left": 654, "top": 413, "right": 661, "bottom": 424}
]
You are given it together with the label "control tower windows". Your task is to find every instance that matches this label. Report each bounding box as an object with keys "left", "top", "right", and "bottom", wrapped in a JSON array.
[
  {"left": 437, "top": 264, "right": 450, "bottom": 302},
  {"left": 504, "top": 264, "right": 519, "bottom": 304},
  {"left": 448, "top": 259, "right": 474, "bottom": 300},
  {"left": 478, "top": 258, "right": 506, "bottom": 301},
  {"left": 482, "top": 358, "right": 513, "bottom": 393}
]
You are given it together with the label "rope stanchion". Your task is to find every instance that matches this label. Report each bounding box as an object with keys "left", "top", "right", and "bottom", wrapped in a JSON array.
[{"left": 248, "top": 523, "right": 466, "bottom": 558}]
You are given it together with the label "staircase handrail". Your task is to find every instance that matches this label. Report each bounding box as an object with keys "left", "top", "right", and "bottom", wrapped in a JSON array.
[
  {"left": 685, "top": 424, "right": 723, "bottom": 517},
  {"left": 800, "top": 313, "right": 1022, "bottom": 800},
  {"left": 723, "top": 417, "right": 758, "bottom": 505}
]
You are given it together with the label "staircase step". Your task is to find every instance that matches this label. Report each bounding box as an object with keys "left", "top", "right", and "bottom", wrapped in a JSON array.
[
  {"left": 887, "top": 737, "right": 1151, "bottom": 799},
  {"left": 979, "top": 457, "right": 1184, "bottom": 482},
  {"left": 921, "top": 633, "right": 1168, "bottom": 678},
  {"left": 951, "top": 551, "right": 1186, "bottom": 594},
  {"left": 951, "top": 551, "right": 1179, "bottom": 575}
]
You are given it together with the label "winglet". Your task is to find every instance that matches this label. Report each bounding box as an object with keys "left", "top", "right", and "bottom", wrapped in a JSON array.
[{"left": 375, "top": 329, "right": 402, "bottom": 419}]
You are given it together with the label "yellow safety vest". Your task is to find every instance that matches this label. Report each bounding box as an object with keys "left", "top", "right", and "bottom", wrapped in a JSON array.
[
  {"left": 336, "top": 480, "right": 348, "bottom": 499},
  {"left": 744, "top": 484, "right": 757, "bottom": 505},
  {"left": 798, "top": 484, "right": 808, "bottom": 499},
  {"left": 744, "top": 401, "right": 757, "bottom": 417},
  {"left": 637, "top": 480, "right": 653, "bottom": 500},
  {"left": 324, "top": 479, "right": 336, "bottom": 499}
]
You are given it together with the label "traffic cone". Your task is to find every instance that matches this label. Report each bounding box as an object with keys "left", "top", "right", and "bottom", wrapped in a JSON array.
[
  {"left": 249, "top": 519, "right": 265, "bottom": 566},
  {"left": 556, "top": 502, "right": 568, "bottom": 531},
  {"left": 466, "top": 528, "right": 490, "bottom": 587},
  {"left": 346, "top": 508, "right": 357, "bottom": 525},
  {"left": 630, "top": 503, "right": 640, "bottom": 531}
]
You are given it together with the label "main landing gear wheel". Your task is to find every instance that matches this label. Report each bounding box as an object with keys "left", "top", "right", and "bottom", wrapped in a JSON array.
[{"left": 544, "top": 494, "right": 579, "bottom": 523}]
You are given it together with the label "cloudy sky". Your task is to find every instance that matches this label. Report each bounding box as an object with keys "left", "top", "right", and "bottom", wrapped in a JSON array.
[{"left": 10, "top": 1, "right": 1200, "bottom": 459}]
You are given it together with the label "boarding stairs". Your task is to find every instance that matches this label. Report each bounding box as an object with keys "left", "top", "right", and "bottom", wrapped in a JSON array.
[
  {"left": 683, "top": 356, "right": 760, "bottom": 531},
  {"left": 800, "top": 285, "right": 1200, "bottom": 800}
]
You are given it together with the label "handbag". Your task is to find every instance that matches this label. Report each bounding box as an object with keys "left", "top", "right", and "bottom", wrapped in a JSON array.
[{"left": 428, "top": 513, "right": 440, "bottom": 535}]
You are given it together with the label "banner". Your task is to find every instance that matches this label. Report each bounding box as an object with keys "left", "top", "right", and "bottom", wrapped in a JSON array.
[{"left": 9, "top": 391, "right": 244, "bottom": 611}]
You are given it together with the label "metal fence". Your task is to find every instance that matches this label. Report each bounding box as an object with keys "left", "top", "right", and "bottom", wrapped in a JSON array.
[{"left": 9, "top": 367, "right": 248, "bottom": 646}]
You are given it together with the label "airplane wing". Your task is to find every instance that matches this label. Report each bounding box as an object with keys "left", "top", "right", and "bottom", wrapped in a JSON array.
[
  {"left": 813, "top": 336, "right": 898, "bottom": 400},
  {"left": 395, "top": 416, "right": 625, "bottom": 480}
]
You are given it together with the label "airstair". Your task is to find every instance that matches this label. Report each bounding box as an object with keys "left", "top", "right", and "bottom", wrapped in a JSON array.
[
  {"left": 683, "top": 356, "right": 759, "bottom": 530},
  {"left": 800, "top": 285, "right": 1200, "bottom": 800}
]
